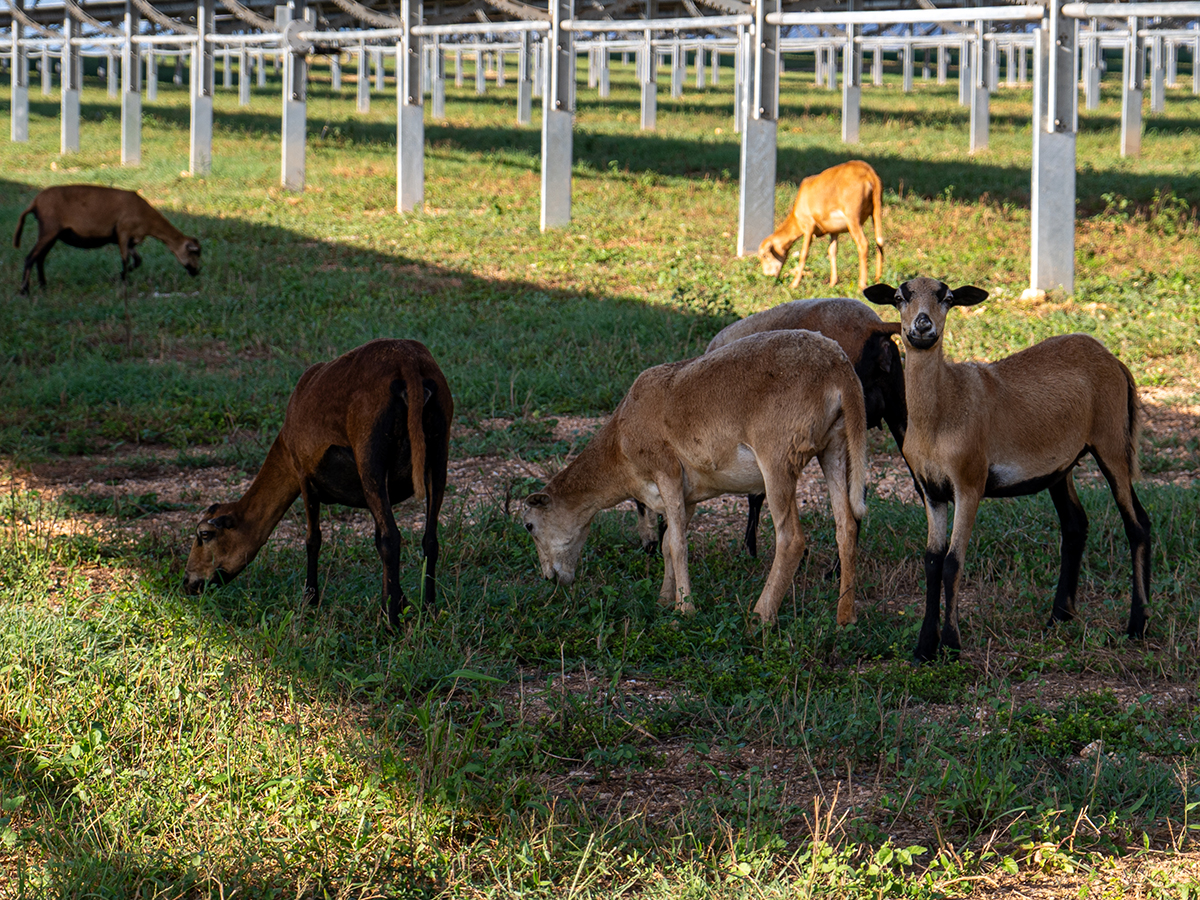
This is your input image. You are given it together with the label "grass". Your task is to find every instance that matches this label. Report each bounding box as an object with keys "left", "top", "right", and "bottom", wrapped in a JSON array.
[{"left": 0, "top": 48, "right": 1198, "bottom": 898}]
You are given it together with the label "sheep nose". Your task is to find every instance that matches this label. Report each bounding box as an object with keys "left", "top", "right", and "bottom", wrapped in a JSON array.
[{"left": 913, "top": 313, "right": 935, "bottom": 336}]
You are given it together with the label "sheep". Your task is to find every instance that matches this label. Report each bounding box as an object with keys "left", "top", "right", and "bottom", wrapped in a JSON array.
[
  {"left": 757, "top": 160, "right": 884, "bottom": 292},
  {"left": 183, "top": 339, "right": 453, "bottom": 630},
  {"left": 13, "top": 184, "right": 201, "bottom": 294},
  {"left": 864, "top": 277, "right": 1151, "bottom": 662},
  {"left": 635, "top": 298, "right": 906, "bottom": 557},
  {"left": 522, "top": 330, "right": 868, "bottom": 625}
]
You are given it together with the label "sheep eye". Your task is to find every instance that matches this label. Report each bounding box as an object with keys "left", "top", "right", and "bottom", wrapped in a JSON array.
[{"left": 525, "top": 523, "right": 534, "bottom": 533}]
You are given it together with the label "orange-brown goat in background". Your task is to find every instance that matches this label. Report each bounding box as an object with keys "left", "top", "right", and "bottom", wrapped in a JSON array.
[
  {"left": 183, "top": 339, "right": 453, "bottom": 630},
  {"left": 757, "top": 160, "right": 884, "bottom": 291},
  {"left": 14, "top": 185, "right": 201, "bottom": 294}
]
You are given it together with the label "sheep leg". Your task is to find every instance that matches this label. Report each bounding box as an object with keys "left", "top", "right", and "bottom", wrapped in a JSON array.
[
  {"left": 420, "top": 394, "right": 450, "bottom": 610},
  {"left": 1047, "top": 474, "right": 1088, "bottom": 625},
  {"left": 657, "top": 476, "right": 695, "bottom": 614},
  {"left": 940, "top": 489, "right": 981, "bottom": 658},
  {"left": 916, "top": 499, "right": 949, "bottom": 663},
  {"left": 817, "top": 442, "right": 859, "bottom": 627},
  {"left": 846, "top": 217, "right": 871, "bottom": 291},
  {"left": 751, "top": 468, "right": 806, "bottom": 623},
  {"left": 789, "top": 229, "right": 816, "bottom": 289},
  {"left": 300, "top": 487, "right": 322, "bottom": 607},
  {"left": 21, "top": 235, "right": 57, "bottom": 293},
  {"left": 357, "top": 454, "right": 406, "bottom": 630},
  {"left": 744, "top": 493, "right": 765, "bottom": 557},
  {"left": 1095, "top": 457, "right": 1152, "bottom": 639},
  {"left": 634, "top": 501, "right": 665, "bottom": 555},
  {"left": 826, "top": 235, "right": 839, "bottom": 287}
]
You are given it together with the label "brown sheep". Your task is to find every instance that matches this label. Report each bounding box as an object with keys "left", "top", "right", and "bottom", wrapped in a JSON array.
[
  {"left": 183, "top": 339, "right": 453, "bottom": 630},
  {"left": 523, "top": 330, "right": 868, "bottom": 625},
  {"left": 14, "top": 184, "right": 201, "bottom": 294},
  {"left": 757, "top": 160, "right": 884, "bottom": 291},
  {"left": 864, "top": 277, "right": 1151, "bottom": 662}
]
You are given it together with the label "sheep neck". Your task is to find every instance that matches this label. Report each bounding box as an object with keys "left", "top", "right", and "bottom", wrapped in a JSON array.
[
  {"left": 231, "top": 435, "right": 303, "bottom": 549},
  {"left": 901, "top": 339, "right": 953, "bottom": 433},
  {"left": 546, "top": 415, "right": 635, "bottom": 516}
]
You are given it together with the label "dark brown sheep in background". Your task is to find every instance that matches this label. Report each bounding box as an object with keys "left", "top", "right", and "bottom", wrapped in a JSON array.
[
  {"left": 183, "top": 339, "right": 453, "bottom": 630},
  {"left": 14, "top": 184, "right": 201, "bottom": 294},
  {"left": 865, "top": 277, "right": 1151, "bottom": 663}
]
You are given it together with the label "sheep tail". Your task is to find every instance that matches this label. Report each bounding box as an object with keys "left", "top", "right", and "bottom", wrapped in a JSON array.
[
  {"left": 402, "top": 363, "right": 429, "bottom": 504},
  {"left": 842, "top": 369, "right": 869, "bottom": 522},
  {"left": 1123, "top": 360, "right": 1143, "bottom": 483},
  {"left": 13, "top": 202, "right": 33, "bottom": 248},
  {"left": 871, "top": 169, "right": 885, "bottom": 256}
]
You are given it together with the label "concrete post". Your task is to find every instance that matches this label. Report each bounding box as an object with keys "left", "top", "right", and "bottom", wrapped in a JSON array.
[
  {"left": 397, "top": 0, "right": 423, "bottom": 213},
  {"left": 695, "top": 41, "right": 705, "bottom": 87},
  {"left": 902, "top": 33, "right": 913, "bottom": 92},
  {"left": 533, "top": 37, "right": 543, "bottom": 97},
  {"left": 1085, "top": 26, "right": 1101, "bottom": 108},
  {"left": 843, "top": 22, "right": 861, "bottom": 144},
  {"left": 356, "top": 45, "right": 370, "bottom": 112},
  {"left": 121, "top": 0, "right": 141, "bottom": 164},
  {"left": 922, "top": 46, "right": 930, "bottom": 80},
  {"left": 1030, "top": 6, "right": 1077, "bottom": 293},
  {"left": 175, "top": 53, "right": 184, "bottom": 85},
  {"left": 41, "top": 45, "right": 51, "bottom": 96},
  {"left": 257, "top": 50, "right": 266, "bottom": 86},
  {"left": 146, "top": 50, "right": 157, "bottom": 101},
  {"left": 1121, "top": 16, "right": 1144, "bottom": 157},
  {"left": 331, "top": 53, "right": 342, "bottom": 91},
  {"left": 826, "top": 43, "right": 837, "bottom": 89},
  {"left": 1150, "top": 34, "right": 1165, "bottom": 113},
  {"left": 1167, "top": 39, "right": 1177, "bottom": 87},
  {"left": 455, "top": 49, "right": 463, "bottom": 87},
  {"left": 190, "top": 0, "right": 214, "bottom": 174},
  {"left": 432, "top": 37, "right": 446, "bottom": 120},
  {"left": 10, "top": 0, "right": 28, "bottom": 142},
  {"left": 496, "top": 50, "right": 505, "bottom": 88},
  {"left": 61, "top": 15, "right": 80, "bottom": 154},
  {"left": 1019, "top": 43, "right": 1028, "bottom": 84},
  {"left": 969, "top": 25, "right": 990, "bottom": 153},
  {"left": 738, "top": 0, "right": 778, "bottom": 257},
  {"left": 374, "top": 48, "right": 384, "bottom": 90},
  {"left": 476, "top": 47, "right": 486, "bottom": 94},
  {"left": 518, "top": 31, "right": 533, "bottom": 122},
  {"left": 640, "top": 30, "right": 656, "bottom": 130},
  {"left": 108, "top": 47, "right": 119, "bottom": 97},
  {"left": 711, "top": 46, "right": 719, "bottom": 85},
  {"left": 239, "top": 48, "right": 250, "bottom": 104},
  {"left": 873, "top": 45, "right": 883, "bottom": 85},
  {"left": 540, "top": 0, "right": 573, "bottom": 230},
  {"left": 280, "top": 1, "right": 309, "bottom": 192},
  {"left": 220, "top": 49, "right": 230, "bottom": 89},
  {"left": 733, "top": 26, "right": 744, "bottom": 131},
  {"left": 937, "top": 44, "right": 947, "bottom": 84},
  {"left": 671, "top": 40, "right": 683, "bottom": 98},
  {"left": 959, "top": 38, "right": 971, "bottom": 105}
]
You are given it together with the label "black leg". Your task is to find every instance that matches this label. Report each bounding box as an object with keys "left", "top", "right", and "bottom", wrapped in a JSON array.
[
  {"left": 1047, "top": 475, "right": 1088, "bottom": 626},
  {"left": 915, "top": 546, "right": 946, "bottom": 663},
  {"left": 939, "top": 550, "right": 962, "bottom": 658},
  {"left": 745, "top": 493, "right": 765, "bottom": 558},
  {"left": 302, "top": 490, "right": 322, "bottom": 607}
]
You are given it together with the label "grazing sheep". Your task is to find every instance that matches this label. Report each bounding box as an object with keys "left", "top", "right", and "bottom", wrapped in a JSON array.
[
  {"left": 864, "top": 277, "right": 1151, "bottom": 662},
  {"left": 757, "top": 160, "right": 884, "bottom": 291},
  {"left": 183, "top": 339, "right": 453, "bottom": 630},
  {"left": 523, "top": 330, "right": 868, "bottom": 625},
  {"left": 14, "top": 184, "right": 201, "bottom": 294}
]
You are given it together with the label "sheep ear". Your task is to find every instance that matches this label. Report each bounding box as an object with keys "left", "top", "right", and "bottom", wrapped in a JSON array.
[
  {"left": 863, "top": 283, "right": 899, "bottom": 307},
  {"left": 948, "top": 285, "right": 988, "bottom": 307},
  {"left": 525, "top": 492, "right": 551, "bottom": 509},
  {"left": 208, "top": 514, "right": 235, "bottom": 530}
]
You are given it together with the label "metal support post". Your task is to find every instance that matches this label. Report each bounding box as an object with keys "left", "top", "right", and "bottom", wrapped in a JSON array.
[
  {"left": 221, "top": 49, "right": 231, "bottom": 89},
  {"left": 969, "top": 24, "right": 990, "bottom": 153},
  {"left": 476, "top": 47, "right": 486, "bottom": 94},
  {"left": 518, "top": 31, "right": 533, "bottom": 122},
  {"left": 640, "top": 30, "right": 657, "bottom": 130},
  {"left": 738, "top": 0, "right": 778, "bottom": 257},
  {"left": 257, "top": 50, "right": 266, "bottom": 86},
  {"left": 598, "top": 40, "right": 610, "bottom": 98},
  {"left": 922, "top": 46, "right": 930, "bottom": 80},
  {"left": 108, "top": 47, "right": 119, "bottom": 97},
  {"left": 733, "top": 25, "right": 745, "bottom": 131},
  {"left": 280, "top": 0, "right": 308, "bottom": 191},
  {"left": 1150, "top": 34, "right": 1164, "bottom": 112},
  {"left": 842, "top": 21, "right": 861, "bottom": 144},
  {"left": 61, "top": 15, "right": 80, "bottom": 154},
  {"left": 533, "top": 38, "right": 543, "bottom": 97},
  {"left": 357, "top": 45, "right": 370, "bottom": 111},
  {"left": 671, "top": 40, "right": 683, "bottom": 98},
  {"left": 711, "top": 46, "right": 719, "bottom": 85},
  {"left": 1167, "top": 39, "right": 1177, "bottom": 87},
  {"left": 1085, "top": 25, "right": 1100, "bottom": 108},
  {"left": 1030, "top": 3, "right": 1076, "bottom": 293},
  {"left": 959, "top": 38, "right": 971, "bottom": 105},
  {"left": 587, "top": 46, "right": 596, "bottom": 89},
  {"left": 432, "top": 37, "right": 446, "bottom": 120},
  {"left": 540, "top": 0, "right": 573, "bottom": 230},
  {"left": 41, "top": 45, "right": 51, "bottom": 95},
  {"left": 1019, "top": 43, "right": 1028, "bottom": 84},
  {"left": 455, "top": 49, "right": 463, "bottom": 87},
  {"left": 10, "top": 0, "right": 28, "bottom": 142},
  {"left": 1194, "top": 33, "right": 1199, "bottom": 95},
  {"left": 239, "top": 48, "right": 251, "bottom": 103},
  {"left": 374, "top": 48, "right": 384, "bottom": 90},
  {"left": 826, "top": 43, "right": 837, "bottom": 89},
  {"left": 695, "top": 41, "right": 705, "bottom": 88},
  {"left": 397, "top": 0, "right": 423, "bottom": 213},
  {"left": 122, "top": 0, "right": 142, "bottom": 164},
  {"left": 1121, "top": 16, "right": 1143, "bottom": 157},
  {"left": 902, "top": 33, "right": 913, "bottom": 91},
  {"left": 190, "top": 0, "right": 214, "bottom": 174},
  {"left": 146, "top": 50, "right": 157, "bottom": 101},
  {"left": 937, "top": 45, "right": 947, "bottom": 84},
  {"left": 873, "top": 46, "right": 883, "bottom": 85},
  {"left": 332, "top": 53, "right": 342, "bottom": 91}
]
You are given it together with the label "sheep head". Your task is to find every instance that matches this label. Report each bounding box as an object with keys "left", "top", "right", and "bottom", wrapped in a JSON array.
[{"left": 863, "top": 277, "right": 988, "bottom": 352}]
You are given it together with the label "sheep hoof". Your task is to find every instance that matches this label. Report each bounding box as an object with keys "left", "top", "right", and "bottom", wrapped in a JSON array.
[{"left": 675, "top": 600, "right": 697, "bottom": 617}]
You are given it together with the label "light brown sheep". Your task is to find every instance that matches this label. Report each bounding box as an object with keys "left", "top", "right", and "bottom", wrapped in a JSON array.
[
  {"left": 522, "top": 330, "right": 868, "bottom": 625},
  {"left": 183, "top": 339, "right": 453, "bottom": 630},
  {"left": 864, "top": 277, "right": 1150, "bottom": 662},
  {"left": 757, "top": 160, "right": 884, "bottom": 291},
  {"left": 14, "top": 184, "right": 201, "bottom": 293}
]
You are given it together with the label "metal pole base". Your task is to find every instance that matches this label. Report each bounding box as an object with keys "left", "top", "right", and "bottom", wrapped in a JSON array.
[
  {"left": 1120, "top": 87, "right": 1143, "bottom": 157},
  {"left": 1030, "top": 128, "right": 1075, "bottom": 293},
  {"left": 432, "top": 77, "right": 446, "bottom": 120},
  {"left": 397, "top": 101, "right": 424, "bottom": 213},
  {"left": 540, "top": 106, "right": 572, "bottom": 231},
  {"left": 282, "top": 98, "right": 306, "bottom": 191},
  {"left": 737, "top": 115, "right": 777, "bottom": 257},
  {"left": 518, "top": 79, "right": 532, "bottom": 124},
  {"left": 842, "top": 82, "right": 860, "bottom": 144},
  {"left": 969, "top": 85, "right": 989, "bottom": 153},
  {"left": 641, "top": 80, "right": 657, "bottom": 131},
  {"left": 121, "top": 91, "right": 142, "bottom": 165},
  {"left": 11, "top": 84, "right": 29, "bottom": 142},
  {"left": 61, "top": 89, "right": 80, "bottom": 154}
]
